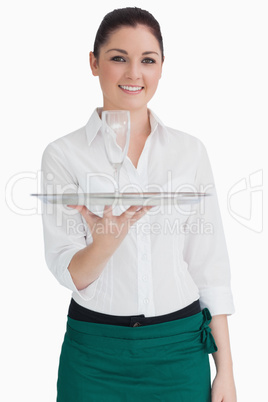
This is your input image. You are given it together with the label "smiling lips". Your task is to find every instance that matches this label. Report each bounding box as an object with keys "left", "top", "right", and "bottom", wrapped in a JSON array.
[{"left": 119, "top": 85, "right": 144, "bottom": 94}]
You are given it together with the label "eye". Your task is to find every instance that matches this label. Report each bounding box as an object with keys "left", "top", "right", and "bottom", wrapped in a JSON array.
[
  {"left": 142, "top": 58, "right": 156, "bottom": 64},
  {"left": 111, "top": 56, "right": 126, "bottom": 62}
]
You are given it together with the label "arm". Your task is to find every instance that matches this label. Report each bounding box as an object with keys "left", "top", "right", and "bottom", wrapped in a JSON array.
[
  {"left": 68, "top": 204, "right": 152, "bottom": 290},
  {"left": 182, "top": 140, "right": 236, "bottom": 399},
  {"left": 210, "top": 315, "right": 237, "bottom": 402},
  {"left": 41, "top": 142, "right": 153, "bottom": 296},
  {"left": 68, "top": 240, "right": 112, "bottom": 291}
]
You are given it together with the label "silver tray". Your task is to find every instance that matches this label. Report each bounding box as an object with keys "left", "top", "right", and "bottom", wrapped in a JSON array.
[{"left": 31, "top": 192, "right": 209, "bottom": 206}]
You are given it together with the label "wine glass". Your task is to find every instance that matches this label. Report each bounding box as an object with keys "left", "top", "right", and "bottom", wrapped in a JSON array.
[{"left": 101, "top": 110, "right": 130, "bottom": 195}]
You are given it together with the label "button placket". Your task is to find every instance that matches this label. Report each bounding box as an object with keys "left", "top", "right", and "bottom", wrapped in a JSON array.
[
  {"left": 125, "top": 138, "right": 155, "bottom": 317},
  {"left": 137, "top": 213, "right": 155, "bottom": 316}
]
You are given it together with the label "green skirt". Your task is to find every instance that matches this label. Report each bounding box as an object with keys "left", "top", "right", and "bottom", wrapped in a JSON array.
[{"left": 57, "top": 308, "right": 217, "bottom": 402}]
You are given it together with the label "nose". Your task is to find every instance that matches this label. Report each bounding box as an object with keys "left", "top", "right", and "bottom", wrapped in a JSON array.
[{"left": 125, "top": 61, "right": 141, "bottom": 81}]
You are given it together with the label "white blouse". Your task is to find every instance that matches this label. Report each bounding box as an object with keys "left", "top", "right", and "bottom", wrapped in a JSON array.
[{"left": 41, "top": 108, "right": 235, "bottom": 317}]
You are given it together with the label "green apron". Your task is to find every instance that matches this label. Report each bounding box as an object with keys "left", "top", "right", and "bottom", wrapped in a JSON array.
[{"left": 57, "top": 308, "right": 217, "bottom": 401}]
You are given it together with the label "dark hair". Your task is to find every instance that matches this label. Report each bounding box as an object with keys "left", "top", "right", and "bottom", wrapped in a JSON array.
[{"left": 93, "top": 7, "right": 164, "bottom": 61}]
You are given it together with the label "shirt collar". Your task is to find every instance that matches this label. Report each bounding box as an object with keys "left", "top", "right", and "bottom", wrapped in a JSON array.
[
  {"left": 148, "top": 109, "right": 170, "bottom": 143},
  {"left": 149, "top": 109, "right": 165, "bottom": 132},
  {"left": 85, "top": 108, "right": 103, "bottom": 147},
  {"left": 85, "top": 107, "right": 169, "bottom": 147}
]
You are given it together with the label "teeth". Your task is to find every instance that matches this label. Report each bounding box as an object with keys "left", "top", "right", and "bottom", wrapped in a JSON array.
[{"left": 119, "top": 85, "right": 143, "bottom": 91}]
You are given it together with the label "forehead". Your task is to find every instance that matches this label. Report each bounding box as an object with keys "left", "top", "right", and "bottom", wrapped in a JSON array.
[{"left": 102, "top": 24, "right": 160, "bottom": 52}]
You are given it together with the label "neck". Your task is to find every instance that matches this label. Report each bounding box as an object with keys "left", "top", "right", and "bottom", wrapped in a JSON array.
[
  {"left": 100, "top": 105, "right": 151, "bottom": 138},
  {"left": 129, "top": 108, "right": 151, "bottom": 138}
]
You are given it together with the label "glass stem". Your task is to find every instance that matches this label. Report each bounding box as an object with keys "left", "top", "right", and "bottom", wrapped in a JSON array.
[{"left": 114, "top": 167, "right": 120, "bottom": 195}]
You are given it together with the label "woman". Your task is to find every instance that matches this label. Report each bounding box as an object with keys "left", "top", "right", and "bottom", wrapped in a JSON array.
[{"left": 41, "top": 7, "right": 236, "bottom": 401}]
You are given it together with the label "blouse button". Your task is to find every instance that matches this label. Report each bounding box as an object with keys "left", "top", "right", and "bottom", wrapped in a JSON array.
[
  {"left": 142, "top": 275, "right": 148, "bottom": 282},
  {"left": 143, "top": 298, "right": 149, "bottom": 304}
]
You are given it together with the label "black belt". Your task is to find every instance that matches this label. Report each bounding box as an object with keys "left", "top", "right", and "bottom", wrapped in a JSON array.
[{"left": 68, "top": 298, "right": 201, "bottom": 327}]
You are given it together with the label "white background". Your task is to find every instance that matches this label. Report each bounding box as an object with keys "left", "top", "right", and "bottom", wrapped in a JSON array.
[{"left": 1, "top": 0, "right": 267, "bottom": 400}]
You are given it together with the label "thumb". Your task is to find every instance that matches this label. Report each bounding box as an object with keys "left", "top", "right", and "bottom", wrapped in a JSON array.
[{"left": 67, "top": 205, "right": 84, "bottom": 213}]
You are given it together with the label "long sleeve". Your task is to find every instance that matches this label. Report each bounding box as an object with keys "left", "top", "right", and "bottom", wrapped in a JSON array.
[
  {"left": 183, "top": 140, "right": 235, "bottom": 316},
  {"left": 41, "top": 141, "right": 95, "bottom": 299}
]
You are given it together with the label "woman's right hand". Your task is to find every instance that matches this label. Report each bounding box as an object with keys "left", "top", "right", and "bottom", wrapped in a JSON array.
[
  {"left": 68, "top": 204, "right": 153, "bottom": 255},
  {"left": 67, "top": 203, "right": 153, "bottom": 290}
]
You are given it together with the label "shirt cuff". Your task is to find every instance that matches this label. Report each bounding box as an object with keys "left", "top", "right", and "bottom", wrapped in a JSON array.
[{"left": 198, "top": 286, "right": 235, "bottom": 316}]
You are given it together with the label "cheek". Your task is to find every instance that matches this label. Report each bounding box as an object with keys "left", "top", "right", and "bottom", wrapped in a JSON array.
[
  {"left": 146, "top": 69, "right": 162, "bottom": 88},
  {"left": 99, "top": 65, "right": 118, "bottom": 88},
  {"left": 105, "top": 64, "right": 122, "bottom": 80}
]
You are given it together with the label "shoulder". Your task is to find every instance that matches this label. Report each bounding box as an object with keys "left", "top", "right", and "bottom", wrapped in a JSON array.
[
  {"left": 42, "top": 125, "right": 87, "bottom": 159},
  {"left": 163, "top": 124, "right": 207, "bottom": 157}
]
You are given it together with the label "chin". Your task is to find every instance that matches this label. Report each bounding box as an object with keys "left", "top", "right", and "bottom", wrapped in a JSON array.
[{"left": 120, "top": 100, "right": 148, "bottom": 112}]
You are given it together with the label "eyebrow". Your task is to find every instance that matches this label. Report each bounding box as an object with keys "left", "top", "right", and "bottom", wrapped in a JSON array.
[{"left": 105, "top": 48, "right": 159, "bottom": 56}]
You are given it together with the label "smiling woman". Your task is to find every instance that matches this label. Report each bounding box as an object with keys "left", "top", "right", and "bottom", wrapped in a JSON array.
[
  {"left": 41, "top": 6, "right": 236, "bottom": 402},
  {"left": 89, "top": 25, "right": 163, "bottom": 112}
]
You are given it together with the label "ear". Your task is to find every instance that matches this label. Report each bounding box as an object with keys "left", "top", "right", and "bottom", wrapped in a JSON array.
[{"left": 89, "top": 51, "right": 99, "bottom": 76}]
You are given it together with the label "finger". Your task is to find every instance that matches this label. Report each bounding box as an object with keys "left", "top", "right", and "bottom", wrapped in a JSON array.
[
  {"left": 121, "top": 205, "right": 142, "bottom": 218},
  {"left": 103, "top": 204, "right": 114, "bottom": 216},
  {"left": 135, "top": 206, "right": 154, "bottom": 213},
  {"left": 130, "top": 206, "right": 153, "bottom": 222},
  {"left": 67, "top": 204, "right": 84, "bottom": 212},
  {"left": 124, "top": 205, "right": 154, "bottom": 216}
]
